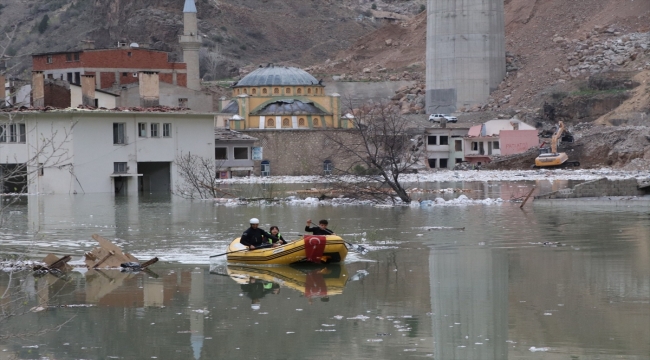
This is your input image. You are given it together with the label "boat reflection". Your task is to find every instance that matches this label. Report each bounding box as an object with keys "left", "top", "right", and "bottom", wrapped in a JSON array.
[{"left": 216, "top": 264, "right": 351, "bottom": 306}]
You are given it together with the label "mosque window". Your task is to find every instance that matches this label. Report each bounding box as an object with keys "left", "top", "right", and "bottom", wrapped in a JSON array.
[
  {"left": 252, "top": 88, "right": 257, "bottom": 95},
  {"left": 282, "top": 118, "right": 290, "bottom": 127},
  {"left": 307, "top": 88, "right": 312, "bottom": 94},
  {"left": 267, "top": 118, "right": 275, "bottom": 127},
  {"left": 286, "top": 87, "right": 291, "bottom": 94},
  {"left": 297, "top": 88, "right": 302, "bottom": 95},
  {"left": 235, "top": 89, "right": 239, "bottom": 95},
  {"left": 313, "top": 118, "right": 319, "bottom": 127},
  {"left": 262, "top": 88, "right": 267, "bottom": 94},
  {"left": 298, "top": 118, "right": 306, "bottom": 127},
  {"left": 243, "top": 88, "right": 248, "bottom": 94},
  {"left": 274, "top": 88, "right": 279, "bottom": 94}
]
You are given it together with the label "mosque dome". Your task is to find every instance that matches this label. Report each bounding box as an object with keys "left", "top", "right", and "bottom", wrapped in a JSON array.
[{"left": 235, "top": 66, "right": 320, "bottom": 87}]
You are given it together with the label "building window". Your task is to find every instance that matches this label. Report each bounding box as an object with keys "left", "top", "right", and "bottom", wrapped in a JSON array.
[
  {"left": 234, "top": 147, "right": 249, "bottom": 160},
  {"left": 267, "top": 118, "right": 275, "bottom": 127},
  {"left": 455, "top": 158, "right": 463, "bottom": 163},
  {"left": 252, "top": 88, "right": 257, "bottom": 95},
  {"left": 493, "top": 141, "right": 500, "bottom": 150},
  {"left": 67, "top": 73, "right": 73, "bottom": 83},
  {"left": 122, "top": 72, "right": 128, "bottom": 77},
  {"left": 163, "top": 123, "right": 172, "bottom": 137},
  {"left": 274, "top": 88, "right": 279, "bottom": 94},
  {"left": 113, "top": 123, "right": 126, "bottom": 144},
  {"left": 261, "top": 160, "right": 270, "bottom": 176},
  {"left": 132, "top": 73, "right": 138, "bottom": 77},
  {"left": 150, "top": 123, "right": 159, "bottom": 137},
  {"left": 38, "top": 163, "right": 44, "bottom": 176},
  {"left": 66, "top": 53, "right": 72, "bottom": 62},
  {"left": 428, "top": 159, "right": 436, "bottom": 168},
  {"left": 178, "top": 98, "right": 188, "bottom": 107},
  {"left": 215, "top": 147, "right": 228, "bottom": 160},
  {"left": 440, "top": 136, "right": 449, "bottom": 145},
  {"left": 440, "top": 158, "right": 448, "bottom": 168},
  {"left": 127, "top": 52, "right": 132, "bottom": 57},
  {"left": 307, "top": 88, "right": 312, "bottom": 94},
  {"left": 2, "top": 123, "right": 26, "bottom": 143},
  {"left": 138, "top": 123, "right": 147, "bottom": 137},
  {"left": 113, "top": 162, "right": 128, "bottom": 174},
  {"left": 472, "top": 142, "right": 478, "bottom": 151},
  {"left": 285, "top": 87, "right": 291, "bottom": 94},
  {"left": 455, "top": 140, "right": 462, "bottom": 151},
  {"left": 262, "top": 88, "right": 267, "bottom": 94},
  {"left": 74, "top": 52, "right": 80, "bottom": 61},
  {"left": 243, "top": 88, "right": 248, "bottom": 94},
  {"left": 46, "top": 56, "right": 53, "bottom": 64},
  {"left": 282, "top": 118, "right": 290, "bottom": 127},
  {"left": 313, "top": 118, "right": 319, "bottom": 127},
  {"left": 297, "top": 88, "right": 302, "bottom": 95},
  {"left": 298, "top": 118, "right": 306, "bottom": 127},
  {"left": 323, "top": 160, "right": 333, "bottom": 175},
  {"left": 427, "top": 136, "right": 437, "bottom": 145}
]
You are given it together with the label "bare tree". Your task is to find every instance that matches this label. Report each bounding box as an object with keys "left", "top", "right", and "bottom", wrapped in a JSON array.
[
  {"left": 325, "top": 101, "right": 424, "bottom": 203},
  {"left": 174, "top": 152, "right": 231, "bottom": 199}
]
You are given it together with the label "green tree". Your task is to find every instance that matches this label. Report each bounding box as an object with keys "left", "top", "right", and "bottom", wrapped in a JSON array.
[{"left": 38, "top": 14, "right": 49, "bottom": 34}]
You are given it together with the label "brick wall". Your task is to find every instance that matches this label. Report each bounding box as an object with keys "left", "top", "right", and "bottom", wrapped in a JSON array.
[
  {"left": 535, "top": 178, "right": 646, "bottom": 199},
  {"left": 44, "top": 81, "right": 70, "bottom": 108},
  {"left": 243, "top": 130, "right": 359, "bottom": 176},
  {"left": 33, "top": 49, "right": 186, "bottom": 71}
]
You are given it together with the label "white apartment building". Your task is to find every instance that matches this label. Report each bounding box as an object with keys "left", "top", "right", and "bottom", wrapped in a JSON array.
[{"left": 0, "top": 109, "right": 215, "bottom": 195}]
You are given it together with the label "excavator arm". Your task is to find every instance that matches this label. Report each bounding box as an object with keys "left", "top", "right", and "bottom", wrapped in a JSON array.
[{"left": 550, "top": 121, "right": 565, "bottom": 154}]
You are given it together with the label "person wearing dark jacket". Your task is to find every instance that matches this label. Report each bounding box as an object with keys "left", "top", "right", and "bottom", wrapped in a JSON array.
[
  {"left": 241, "top": 218, "right": 279, "bottom": 250},
  {"left": 305, "top": 219, "right": 335, "bottom": 235}
]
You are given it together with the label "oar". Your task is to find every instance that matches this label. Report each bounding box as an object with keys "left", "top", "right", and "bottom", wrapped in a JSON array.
[{"left": 209, "top": 243, "right": 272, "bottom": 258}]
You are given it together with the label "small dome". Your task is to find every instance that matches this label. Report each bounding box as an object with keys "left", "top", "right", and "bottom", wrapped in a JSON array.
[{"left": 236, "top": 66, "right": 320, "bottom": 87}]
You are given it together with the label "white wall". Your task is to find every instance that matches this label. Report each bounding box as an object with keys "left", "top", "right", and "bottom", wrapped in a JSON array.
[
  {"left": 70, "top": 85, "right": 118, "bottom": 108},
  {"left": 5, "top": 111, "right": 214, "bottom": 194}
]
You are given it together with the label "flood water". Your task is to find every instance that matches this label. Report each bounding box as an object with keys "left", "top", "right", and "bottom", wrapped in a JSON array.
[{"left": 1, "top": 181, "right": 649, "bottom": 360}]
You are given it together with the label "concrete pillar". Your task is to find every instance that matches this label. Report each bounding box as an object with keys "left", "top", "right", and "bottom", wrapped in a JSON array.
[
  {"left": 139, "top": 71, "right": 160, "bottom": 108},
  {"left": 425, "top": 0, "right": 506, "bottom": 113},
  {"left": 180, "top": 0, "right": 202, "bottom": 91},
  {"left": 81, "top": 74, "right": 96, "bottom": 107},
  {"left": 32, "top": 71, "right": 45, "bottom": 108}
]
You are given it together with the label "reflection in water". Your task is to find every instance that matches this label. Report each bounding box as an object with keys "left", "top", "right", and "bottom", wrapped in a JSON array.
[{"left": 215, "top": 264, "right": 351, "bottom": 308}]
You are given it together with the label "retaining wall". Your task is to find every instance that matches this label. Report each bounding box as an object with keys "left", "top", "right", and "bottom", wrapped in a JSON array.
[{"left": 535, "top": 178, "right": 645, "bottom": 200}]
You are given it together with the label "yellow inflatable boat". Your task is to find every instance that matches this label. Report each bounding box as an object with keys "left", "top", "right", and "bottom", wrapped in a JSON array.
[{"left": 226, "top": 235, "right": 348, "bottom": 265}]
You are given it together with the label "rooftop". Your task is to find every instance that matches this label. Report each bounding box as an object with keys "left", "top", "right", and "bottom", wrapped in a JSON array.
[
  {"left": 235, "top": 66, "right": 321, "bottom": 87},
  {"left": 215, "top": 129, "right": 258, "bottom": 141}
]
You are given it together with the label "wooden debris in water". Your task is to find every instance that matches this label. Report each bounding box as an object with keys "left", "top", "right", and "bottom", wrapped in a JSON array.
[
  {"left": 84, "top": 234, "right": 157, "bottom": 269},
  {"left": 426, "top": 227, "right": 465, "bottom": 231}
]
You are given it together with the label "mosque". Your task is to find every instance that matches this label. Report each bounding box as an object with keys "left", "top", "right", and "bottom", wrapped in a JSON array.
[{"left": 221, "top": 66, "right": 350, "bottom": 131}]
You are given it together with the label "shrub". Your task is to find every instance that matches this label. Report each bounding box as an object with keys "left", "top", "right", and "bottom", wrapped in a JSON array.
[
  {"left": 38, "top": 14, "right": 49, "bottom": 34},
  {"left": 371, "top": 3, "right": 377, "bottom": 10}
]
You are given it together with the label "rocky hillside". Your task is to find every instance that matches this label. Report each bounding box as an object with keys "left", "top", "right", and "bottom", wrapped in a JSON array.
[{"left": 0, "top": 0, "right": 424, "bottom": 80}]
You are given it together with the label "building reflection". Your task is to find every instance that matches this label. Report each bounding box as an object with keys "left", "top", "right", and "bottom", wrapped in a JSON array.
[{"left": 429, "top": 247, "right": 509, "bottom": 359}]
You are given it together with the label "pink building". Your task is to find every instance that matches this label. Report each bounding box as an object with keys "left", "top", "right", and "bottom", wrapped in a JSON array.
[{"left": 464, "top": 120, "right": 539, "bottom": 164}]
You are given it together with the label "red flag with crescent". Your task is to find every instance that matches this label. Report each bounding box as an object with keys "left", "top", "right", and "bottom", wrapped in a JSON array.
[{"left": 304, "top": 235, "right": 326, "bottom": 263}]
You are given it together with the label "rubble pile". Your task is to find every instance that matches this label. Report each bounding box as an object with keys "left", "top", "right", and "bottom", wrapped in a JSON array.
[
  {"left": 389, "top": 83, "right": 426, "bottom": 114},
  {"left": 554, "top": 30, "right": 650, "bottom": 77}
]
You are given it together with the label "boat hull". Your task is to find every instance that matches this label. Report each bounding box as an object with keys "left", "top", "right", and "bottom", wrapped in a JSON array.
[{"left": 226, "top": 236, "right": 348, "bottom": 265}]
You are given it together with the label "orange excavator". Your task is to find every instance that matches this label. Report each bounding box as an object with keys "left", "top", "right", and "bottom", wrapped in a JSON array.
[{"left": 534, "top": 121, "right": 580, "bottom": 168}]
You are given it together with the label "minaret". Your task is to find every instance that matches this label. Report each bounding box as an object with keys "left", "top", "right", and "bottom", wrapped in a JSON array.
[{"left": 180, "top": 0, "right": 202, "bottom": 91}]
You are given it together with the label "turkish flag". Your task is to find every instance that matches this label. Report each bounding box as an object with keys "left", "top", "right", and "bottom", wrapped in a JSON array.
[{"left": 304, "top": 235, "right": 327, "bottom": 263}]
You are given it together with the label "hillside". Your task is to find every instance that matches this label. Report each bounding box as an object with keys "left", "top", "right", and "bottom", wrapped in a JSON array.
[{"left": 0, "top": 0, "right": 424, "bottom": 80}]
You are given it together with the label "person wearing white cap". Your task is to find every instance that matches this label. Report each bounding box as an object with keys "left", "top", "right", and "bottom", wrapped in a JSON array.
[{"left": 240, "top": 218, "right": 280, "bottom": 250}]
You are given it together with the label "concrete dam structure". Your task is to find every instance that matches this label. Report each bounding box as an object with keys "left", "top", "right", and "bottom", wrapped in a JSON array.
[{"left": 426, "top": 0, "right": 506, "bottom": 114}]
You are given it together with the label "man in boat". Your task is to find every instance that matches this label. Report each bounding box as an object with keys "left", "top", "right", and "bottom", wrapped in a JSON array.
[
  {"left": 241, "top": 218, "right": 281, "bottom": 250},
  {"left": 305, "top": 219, "right": 335, "bottom": 235}
]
